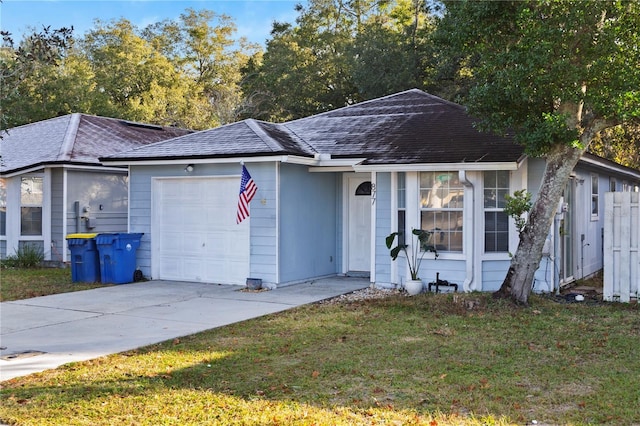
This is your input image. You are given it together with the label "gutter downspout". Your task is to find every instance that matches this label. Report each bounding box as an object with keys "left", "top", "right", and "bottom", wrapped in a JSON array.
[{"left": 460, "top": 170, "right": 474, "bottom": 292}]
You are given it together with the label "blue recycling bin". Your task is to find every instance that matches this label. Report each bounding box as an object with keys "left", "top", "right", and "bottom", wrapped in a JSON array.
[
  {"left": 95, "top": 233, "right": 144, "bottom": 284},
  {"left": 66, "top": 233, "right": 100, "bottom": 283}
]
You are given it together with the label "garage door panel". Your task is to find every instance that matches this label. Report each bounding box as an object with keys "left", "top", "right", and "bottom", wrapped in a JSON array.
[{"left": 153, "top": 177, "right": 249, "bottom": 284}]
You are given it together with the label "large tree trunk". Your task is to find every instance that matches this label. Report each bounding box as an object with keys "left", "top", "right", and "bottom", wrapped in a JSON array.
[
  {"left": 494, "top": 143, "right": 585, "bottom": 304},
  {"left": 495, "top": 116, "right": 611, "bottom": 304}
]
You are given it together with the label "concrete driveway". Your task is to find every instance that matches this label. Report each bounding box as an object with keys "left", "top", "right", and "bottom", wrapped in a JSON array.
[{"left": 0, "top": 277, "right": 369, "bottom": 382}]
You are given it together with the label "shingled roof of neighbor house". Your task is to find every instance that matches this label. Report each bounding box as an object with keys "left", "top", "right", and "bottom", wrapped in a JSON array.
[
  {"left": 103, "top": 119, "right": 315, "bottom": 161},
  {"left": 102, "top": 89, "right": 526, "bottom": 165},
  {"left": 0, "top": 114, "right": 192, "bottom": 175}
]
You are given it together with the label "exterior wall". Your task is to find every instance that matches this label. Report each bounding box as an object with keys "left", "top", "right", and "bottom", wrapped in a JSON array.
[
  {"left": 129, "top": 162, "right": 278, "bottom": 282},
  {"left": 279, "top": 163, "right": 338, "bottom": 284},
  {"left": 2, "top": 171, "right": 50, "bottom": 260},
  {"left": 50, "top": 168, "right": 64, "bottom": 262},
  {"left": 374, "top": 173, "right": 392, "bottom": 285},
  {"left": 65, "top": 170, "right": 128, "bottom": 235}
]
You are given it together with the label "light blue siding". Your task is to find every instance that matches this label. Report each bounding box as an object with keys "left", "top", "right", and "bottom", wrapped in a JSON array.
[
  {"left": 279, "top": 163, "right": 338, "bottom": 283},
  {"left": 65, "top": 170, "right": 129, "bottom": 235},
  {"left": 375, "top": 173, "right": 392, "bottom": 284},
  {"left": 481, "top": 260, "right": 511, "bottom": 292},
  {"left": 129, "top": 162, "right": 278, "bottom": 282},
  {"left": 50, "top": 169, "right": 64, "bottom": 261},
  {"left": 419, "top": 259, "right": 466, "bottom": 287}
]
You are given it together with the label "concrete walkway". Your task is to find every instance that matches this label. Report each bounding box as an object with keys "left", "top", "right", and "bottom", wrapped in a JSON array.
[{"left": 0, "top": 277, "right": 369, "bottom": 382}]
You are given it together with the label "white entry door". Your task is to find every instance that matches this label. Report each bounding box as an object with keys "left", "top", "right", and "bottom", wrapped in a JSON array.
[
  {"left": 152, "top": 177, "right": 249, "bottom": 285},
  {"left": 347, "top": 176, "right": 372, "bottom": 272}
]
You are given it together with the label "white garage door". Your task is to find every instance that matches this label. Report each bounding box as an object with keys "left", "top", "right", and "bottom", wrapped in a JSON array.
[{"left": 152, "top": 177, "right": 249, "bottom": 285}]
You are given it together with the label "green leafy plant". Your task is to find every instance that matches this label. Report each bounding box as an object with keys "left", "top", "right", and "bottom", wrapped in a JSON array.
[
  {"left": 503, "top": 189, "right": 532, "bottom": 233},
  {"left": 2, "top": 244, "right": 45, "bottom": 268},
  {"left": 386, "top": 229, "right": 438, "bottom": 280}
]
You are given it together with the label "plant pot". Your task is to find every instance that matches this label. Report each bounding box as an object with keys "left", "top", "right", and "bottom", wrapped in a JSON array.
[
  {"left": 404, "top": 279, "right": 423, "bottom": 295},
  {"left": 246, "top": 278, "right": 262, "bottom": 290}
]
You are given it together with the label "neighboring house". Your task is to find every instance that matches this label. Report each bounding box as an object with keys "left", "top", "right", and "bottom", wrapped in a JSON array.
[
  {"left": 0, "top": 114, "right": 191, "bottom": 262},
  {"left": 101, "top": 89, "right": 640, "bottom": 291}
]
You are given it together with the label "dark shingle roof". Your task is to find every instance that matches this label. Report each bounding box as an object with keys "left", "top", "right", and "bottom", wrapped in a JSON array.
[
  {"left": 284, "top": 89, "right": 524, "bottom": 164},
  {"left": 102, "top": 89, "right": 525, "bottom": 165},
  {"left": 104, "top": 119, "right": 315, "bottom": 161},
  {"left": 0, "top": 114, "right": 191, "bottom": 175}
]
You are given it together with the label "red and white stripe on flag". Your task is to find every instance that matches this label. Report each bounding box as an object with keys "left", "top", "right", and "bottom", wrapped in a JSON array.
[{"left": 236, "top": 165, "right": 257, "bottom": 224}]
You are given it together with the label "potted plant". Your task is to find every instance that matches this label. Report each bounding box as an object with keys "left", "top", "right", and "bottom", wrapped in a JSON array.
[{"left": 386, "top": 228, "right": 438, "bottom": 295}]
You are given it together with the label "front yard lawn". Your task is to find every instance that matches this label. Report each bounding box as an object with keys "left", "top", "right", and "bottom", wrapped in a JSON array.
[
  {"left": 1, "top": 289, "right": 638, "bottom": 425},
  {"left": 0, "top": 267, "right": 107, "bottom": 302}
]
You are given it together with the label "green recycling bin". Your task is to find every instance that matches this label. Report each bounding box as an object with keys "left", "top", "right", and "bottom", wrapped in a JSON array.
[
  {"left": 66, "top": 233, "right": 100, "bottom": 283},
  {"left": 95, "top": 233, "right": 144, "bottom": 284}
]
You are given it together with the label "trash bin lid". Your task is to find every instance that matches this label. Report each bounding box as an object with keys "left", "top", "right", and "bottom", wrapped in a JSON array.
[{"left": 66, "top": 233, "right": 98, "bottom": 239}]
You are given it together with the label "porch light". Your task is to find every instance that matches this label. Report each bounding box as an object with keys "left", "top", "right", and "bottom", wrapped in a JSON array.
[{"left": 185, "top": 164, "right": 194, "bottom": 173}]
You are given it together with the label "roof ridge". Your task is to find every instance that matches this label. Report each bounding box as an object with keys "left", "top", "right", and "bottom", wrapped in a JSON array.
[
  {"left": 284, "top": 89, "right": 461, "bottom": 124},
  {"left": 245, "top": 119, "right": 287, "bottom": 152},
  {"left": 57, "top": 113, "right": 81, "bottom": 161}
]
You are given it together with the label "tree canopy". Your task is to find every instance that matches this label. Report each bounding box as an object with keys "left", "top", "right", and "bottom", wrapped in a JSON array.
[{"left": 434, "top": 0, "right": 640, "bottom": 304}]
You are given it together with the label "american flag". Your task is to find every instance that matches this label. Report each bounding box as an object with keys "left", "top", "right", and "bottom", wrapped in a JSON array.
[{"left": 236, "top": 165, "right": 258, "bottom": 224}]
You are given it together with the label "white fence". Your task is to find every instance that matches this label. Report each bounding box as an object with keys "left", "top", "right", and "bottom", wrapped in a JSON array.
[{"left": 604, "top": 192, "right": 639, "bottom": 302}]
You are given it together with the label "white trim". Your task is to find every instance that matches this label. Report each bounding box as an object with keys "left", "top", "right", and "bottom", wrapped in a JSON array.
[
  {"left": 62, "top": 168, "right": 68, "bottom": 262},
  {"left": 150, "top": 175, "right": 245, "bottom": 283},
  {"left": 369, "top": 171, "right": 377, "bottom": 284},
  {"left": 275, "top": 162, "right": 281, "bottom": 284},
  {"left": 341, "top": 174, "right": 348, "bottom": 274},
  {"left": 354, "top": 162, "right": 520, "bottom": 173},
  {"left": 405, "top": 172, "right": 419, "bottom": 282},
  {"left": 459, "top": 170, "right": 474, "bottom": 291},
  {"left": 103, "top": 155, "right": 317, "bottom": 167},
  {"left": 1, "top": 164, "right": 127, "bottom": 178},
  {"left": 390, "top": 172, "right": 399, "bottom": 285},
  {"left": 43, "top": 169, "right": 52, "bottom": 261},
  {"left": 344, "top": 173, "right": 372, "bottom": 273},
  {"left": 127, "top": 165, "right": 132, "bottom": 233},
  {"left": 580, "top": 155, "right": 640, "bottom": 180}
]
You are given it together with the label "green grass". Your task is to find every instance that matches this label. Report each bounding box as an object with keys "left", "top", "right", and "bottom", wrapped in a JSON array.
[
  {"left": 1, "top": 290, "right": 639, "bottom": 425},
  {"left": 0, "top": 267, "right": 108, "bottom": 301}
]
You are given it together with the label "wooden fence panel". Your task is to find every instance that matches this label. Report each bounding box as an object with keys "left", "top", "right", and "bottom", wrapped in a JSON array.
[{"left": 604, "top": 192, "right": 639, "bottom": 302}]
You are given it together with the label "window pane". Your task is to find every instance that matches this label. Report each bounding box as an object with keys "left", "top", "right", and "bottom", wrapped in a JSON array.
[
  {"left": 483, "top": 171, "right": 496, "bottom": 188},
  {"left": 21, "top": 177, "right": 43, "bottom": 205},
  {"left": 420, "top": 211, "right": 463, "bottom": 252},
  {"left": 484, "top": 189, "right": 496, "bottom": 208},
  {"left": 420, "top": 172, "right": 463, "bottom": 208},
  {"left": 397, "top": 172, "right": 406, "bottom": 209},
  {"left": 485, "top": 212, "right": 509, "bottom": 252},
  {"left": 495, "top": 232, "right": 509, "bottom": 251},
  {"left": 0, "top": 178, "right": 5, "bottom": 236},
  {"left": 497, "top": 170, "right": 509, "bottom": 188},
  {"left": 21, "top": 207, "right": 42, "bottom": 236},
  {"left": 496, "top": 211, "right": 509, "bottom": 231},
  {"left": 397, "top": 210, "right": 406, "bottom": 246},
  {"left": 485, "top": 212, "right": 496, "bottom": 231},
  {"left": 485, "top": 233, "right": 496, "bottom": 252},
  {"left": 0, "top": 209, "right": 6, "bottom": 236},
  {"left": 497, "top": 189, "right": 509, "bottom": 208}
]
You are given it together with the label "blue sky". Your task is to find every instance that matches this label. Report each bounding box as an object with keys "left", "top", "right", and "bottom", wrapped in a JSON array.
[{"left": 1, "top": 0, "right": 304, "bottom": 47}]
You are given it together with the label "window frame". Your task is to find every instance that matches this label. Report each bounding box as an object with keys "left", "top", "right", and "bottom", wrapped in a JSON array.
[
  {"left": 483, "top": 170, "right": 510, "bottom": 253},
  {"left": 591, "top": 173, "right": 599, "bottom": 221},
  {"left": 419, "top": 171, "right": 464, "bottom": 253},
  {"left": 20, "top": 175, "right": 44, "bottom": 236}
]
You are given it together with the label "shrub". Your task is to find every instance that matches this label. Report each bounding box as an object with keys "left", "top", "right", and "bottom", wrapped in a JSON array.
[{"left": 1, "top": 244, "right": 45, "bottom": 268}]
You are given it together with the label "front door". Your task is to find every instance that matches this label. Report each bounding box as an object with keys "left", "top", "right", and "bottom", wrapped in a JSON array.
[{"left": 347, "top": 176, "right": 371, "bottom": 272}]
